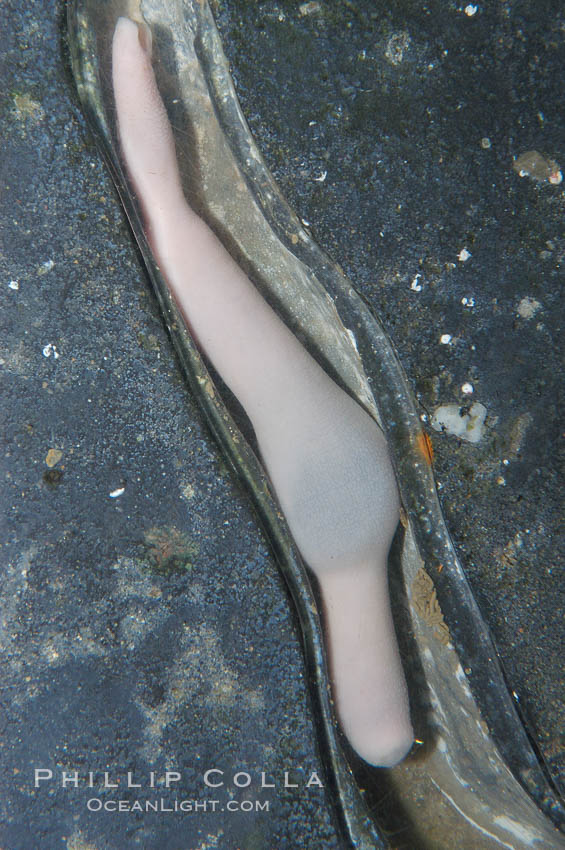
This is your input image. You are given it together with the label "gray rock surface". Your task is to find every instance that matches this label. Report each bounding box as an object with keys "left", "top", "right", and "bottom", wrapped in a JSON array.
[{"left": 1, "top": 1, "right": 563, "bottom": 847}]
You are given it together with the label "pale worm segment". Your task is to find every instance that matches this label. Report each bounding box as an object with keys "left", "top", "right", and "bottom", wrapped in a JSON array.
[{"left": 112, "top": 16, "right": 413, "bottom": 767}]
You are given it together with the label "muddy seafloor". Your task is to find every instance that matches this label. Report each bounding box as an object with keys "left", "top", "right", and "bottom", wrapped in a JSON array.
[{"left": 0, "top": 1, "right": 563, "bottom": 848}]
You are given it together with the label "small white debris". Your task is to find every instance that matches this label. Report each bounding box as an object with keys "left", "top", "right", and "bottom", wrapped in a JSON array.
[
  {"left": 299, "top": 1, "right": 321, "bottom": 15},
  {"left": 431, "top": 401, "right": 487, "bottom": 443},
  {"left": 458, "top": 248, "right": 472, "bottom": 262},
  {"left": 513, "top": 150, "right": 562, "bottom": 183},
  {"left": 464, "top": 5, "right": 478, "bottom": 16},
  {"left": 461, "top": 296, "right": 475, "bottom": 307},
  {"left": 517, "top": 296, "right": 541, "bottom": 319},
  {"left": 38, "top": 259, "right": 55, "bottom": 276},
  {"left": 480, "top": 137, "right": 491, "bottom": 149},
  {"left": 410, "top": 273, "right": 423, "bottom": 291},
  {"left": 182, "top": 483, "right": 195, "bottom": 501},
  {"left": 461, "top": 382, "right": 474, "bottom": 395},
  {"left": 313, "top": 170, "right": 327, "bottom": 183},
  {"left": 8, "top": 280, "right": 19, "bottom": 290},
  {"left": 385, "top": 31, "right": 411, "bottom": 66},
  {"left": 109, "top": 487, "right": 125, "bottom": 499},
  {"left": 42, "top": 343, "right": 60, "bottom": 359},
  {"left": 440, "top": 333, "right": 453, "bottom": 345}
]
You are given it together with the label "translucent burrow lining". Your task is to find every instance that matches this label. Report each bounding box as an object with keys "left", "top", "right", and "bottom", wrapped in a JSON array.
[{"left": 68, "top": 1, "right": 564, "bottom": 847}]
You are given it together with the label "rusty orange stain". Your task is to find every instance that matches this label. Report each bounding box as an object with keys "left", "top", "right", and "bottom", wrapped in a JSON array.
[{"left": 416, "top": 430, "right": 434, "bottom": 465}]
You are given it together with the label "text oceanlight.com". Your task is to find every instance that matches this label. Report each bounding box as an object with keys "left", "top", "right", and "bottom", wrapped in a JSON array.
[{"left": 86, "top": 798, "right": 270, "bottom": 813}]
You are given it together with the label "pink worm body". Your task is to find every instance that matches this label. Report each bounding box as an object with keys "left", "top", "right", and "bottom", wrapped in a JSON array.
[{"left": 112, "top": 16, "right": 413, "bottom": 767}]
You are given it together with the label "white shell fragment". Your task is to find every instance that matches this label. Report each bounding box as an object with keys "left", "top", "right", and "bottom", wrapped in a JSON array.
[
  {"left": 517, "top": 297, "right": 541, "bottom": 319},
  {"left": 299, "top": 1, "right": 321, "bottom": 15},
  {"left": 42, "top": 343, "right": 60, "bottom": 359},
  {"left": 513, "top": 150, "right": 562, "bottom": 184},
  {"left": 38, "top": 259, "right": 55, "bottom": 275},
  {"left": 410, "top": 273, "right": 423, "bottom": 291},
  {"left": 431, "top": 402, "right": 487, "bottom": 444}
]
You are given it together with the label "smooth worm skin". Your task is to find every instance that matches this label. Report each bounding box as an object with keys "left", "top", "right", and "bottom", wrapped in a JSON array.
[{"left": 112, "top": 16, "right": 413, "bottom": 767}]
